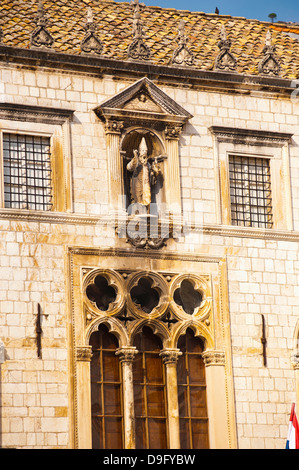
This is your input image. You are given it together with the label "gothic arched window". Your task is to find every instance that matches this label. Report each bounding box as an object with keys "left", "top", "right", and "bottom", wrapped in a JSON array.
[
  {"left": 90, "top": 324, "right": 123, "bottom": 449},
  {"left": 133, "top": 326, "right": 167, "bottom": 449},
  {"left": 177, "top": 328, "right": 209, "bottom": 449}
]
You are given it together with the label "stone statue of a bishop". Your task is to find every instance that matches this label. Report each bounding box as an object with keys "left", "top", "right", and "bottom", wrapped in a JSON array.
[{"left": 126, "top": 137, "right": 161, "bottom": 211}]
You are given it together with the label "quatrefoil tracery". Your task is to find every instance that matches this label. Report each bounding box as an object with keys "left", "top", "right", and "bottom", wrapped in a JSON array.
[{"left": 83, "top": 269, "right": 212, "bottom": 328}]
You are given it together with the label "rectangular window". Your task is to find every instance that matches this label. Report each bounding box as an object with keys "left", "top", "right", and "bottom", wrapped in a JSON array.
[
  {"left": 3, "top": 133, "right": 52, "bottom": 211},
  {"left": 229, "top": 155, "right": 273, "bottom": 229}
]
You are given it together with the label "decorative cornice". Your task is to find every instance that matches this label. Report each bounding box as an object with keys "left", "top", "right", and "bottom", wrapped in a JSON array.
[
  {"left": 210, "top": 125, "right": 293, "bottom": 146},
  {"left": 2, "top": 209, "right": 299, "bottom": 244},
  {"left": 0, "top": 102, "right": 74, "bottom": 125},
  {"left": 0, "top": 45, "right": 295, "bottom": 97}
]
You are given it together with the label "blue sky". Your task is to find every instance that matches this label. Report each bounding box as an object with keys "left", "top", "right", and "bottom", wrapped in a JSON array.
[{"left": 115, "top": 0, "right": 299, "bottom": 23}]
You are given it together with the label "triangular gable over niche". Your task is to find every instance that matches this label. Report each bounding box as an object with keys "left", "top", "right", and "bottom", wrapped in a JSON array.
[{"left": 93, "top": 77, "right": 193, "bottom": 124}]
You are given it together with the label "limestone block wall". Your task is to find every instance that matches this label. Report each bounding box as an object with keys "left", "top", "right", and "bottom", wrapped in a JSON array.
[{"left": 0, "top": 63, "right": 298, "bottom": 448}]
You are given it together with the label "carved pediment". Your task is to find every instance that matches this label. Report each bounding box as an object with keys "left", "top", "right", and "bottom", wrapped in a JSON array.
[
  {"left": 94, "top": 77, "right": 193, "bottom": 124},
  {"left": 122, "top": 91, "right": 165, "bottom": 114}
]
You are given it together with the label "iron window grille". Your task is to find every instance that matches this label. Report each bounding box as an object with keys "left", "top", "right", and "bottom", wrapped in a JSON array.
[
  {"left": 229, "top": 155, "right": 273, "bottom": 229},
  {"left": 3, "top": 133, "right": 52, "bottom": 211}
]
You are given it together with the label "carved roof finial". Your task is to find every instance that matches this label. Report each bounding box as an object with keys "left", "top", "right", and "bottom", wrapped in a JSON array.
[
  {"left": 80, "top": 7, "right": 103, "bottom": 55},
  {"left": 258, "top": 29, "right": 281, "bottom": 76},
  {"left": 214, "top": 24, "right": 237, "bottom": 72},
  {"left": 172, "top": 20, "right": 194, "bottom": 67},
  {"left": 127, "top": 0, "right": 151, "bottom": 61},
  {"left": 30, "top": 0, "right": 54, "bottom": 49},
  {"left": 220, "top": 24, "right": 227, "bottom": 41},
  {"left": 86, "top": 6, "right": 94, "bottom": 24},
  {"left": 265, "top": 29, "right": 272, "bottom": 47}
]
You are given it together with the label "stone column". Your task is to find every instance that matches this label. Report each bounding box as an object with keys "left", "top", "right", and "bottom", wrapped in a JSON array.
[
  {"left": 160, "top": 348, "right": 182, "bottom": 449},
  {"left": 104, "top": 119, "right": 125, "bottom": 216},
  {"left": 116, "top": 346, "right": 138, "bottom": 449},
  {"left": 76, "top": 345, "right": 93, "bottom": 449},
  {"left": 202, "top": 350, "right": 229, "bottom": 449},
  {"left": 164, "top": 125, "right": 183, "bottom": 225}
]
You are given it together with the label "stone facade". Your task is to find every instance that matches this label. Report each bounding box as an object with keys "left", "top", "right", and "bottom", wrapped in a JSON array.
[{"left": 0, "top": 0, "right": 299, "bottom": 450}]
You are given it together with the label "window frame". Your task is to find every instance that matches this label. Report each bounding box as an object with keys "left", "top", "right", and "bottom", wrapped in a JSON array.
[
  {"left": 1, "top": 129, "right": 53, "bottom": 212},
  {"left": 0, "top": 103, "right": 74, "bottom": 214},
  {"left": 210, "top": 126, "right": 293, "bottom": 231},
  {"left": 228, "top": 153, "right": 273, "bottom": 229}
]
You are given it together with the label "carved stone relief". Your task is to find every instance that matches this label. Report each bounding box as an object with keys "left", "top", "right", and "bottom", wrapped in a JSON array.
[
  {"left": 172, "top": 20, "right": 194, "bottom": 67},
  {"left": 258, "top": 30, "right": 281, "bottom": 76},
  {"left": 93, "top": 77, "right": 193, "bottom": 248},
  {"left": 30, "top": 0, "right": 54, "bottom": 49},
  {"left": 214, "top": 25, "right": 237, "bottom": 72},
  {"left": 83, "top": 268, "right": 214, "bottom": 350},
  {"left": 80, "top": 8, "right": 103, "bottom": 55},
  {"left": 127, "top": 0, "right": 151, "bottom": 61}
]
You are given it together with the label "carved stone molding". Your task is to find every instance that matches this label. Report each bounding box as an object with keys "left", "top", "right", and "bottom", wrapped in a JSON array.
[
  {"left": 76, "top": 345, "right": 93, "bottom": 362},
  {"left": 202, "top": 350, "right": 226, "bottom": 367},
  {"left": 258, "top": 30, "right": 281, "bottom": 77},
  {"left": 94, "top": 77, "right": 193, "bottom": 125},
  {"left": 0, "top": 102, "right": 74, "bottom": 125},
  {"left": 30, "top": 0, "right": 54, "bottom": 50},
  {"left": 210, "top": 125, "right": 292, "bottom": 147}
]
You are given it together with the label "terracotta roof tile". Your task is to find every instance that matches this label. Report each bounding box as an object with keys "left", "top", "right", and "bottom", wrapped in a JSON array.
[{"left": 0, "top": 0, "right": 299, "bottom": 78}]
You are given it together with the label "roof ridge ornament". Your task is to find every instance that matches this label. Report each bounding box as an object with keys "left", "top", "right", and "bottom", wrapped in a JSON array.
[
  {"left": 258, "top": 30, "right": 281, "bottom": 76},
  {"left": 127, "top": 0, "right": 151, "bottom": 61},
  {"left": 214, "top": 25, "right": 237, "bottom": 72},
  {"left": 172, "top": 20, "right": 194, "bottom": 67},
  {"left": 80, "top": 7, "right": 103, "bottom": 55},
  {"left": 30, "top": 0, "right": 54, "bottom": 49}
]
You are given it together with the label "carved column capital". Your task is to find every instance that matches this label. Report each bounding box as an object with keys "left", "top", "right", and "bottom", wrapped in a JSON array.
[
  {"left": 291, "top": 354, "right": 299, "bottom": 370},
  {"left": 76, "top": 345, "right": 93, "bottom": 362},
  {"left": 165, "top": 125, "right": 183, "bottom": 140},
  {"left": 160, "top": 348, "right": 182, "bottom": 364},
  {"left": 116, "top": 346, "right": 138, "bottom": 363},
  {"left": 104, "top": 120, "right": 124, "bottom": 135},
  {"left": 202, "top": 350, "right": 225, "bottom": 367}
]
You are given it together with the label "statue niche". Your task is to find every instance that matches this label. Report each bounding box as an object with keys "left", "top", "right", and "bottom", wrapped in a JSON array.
[{"left": 122, "top": 130, "right": 166, "bottom": 215}]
